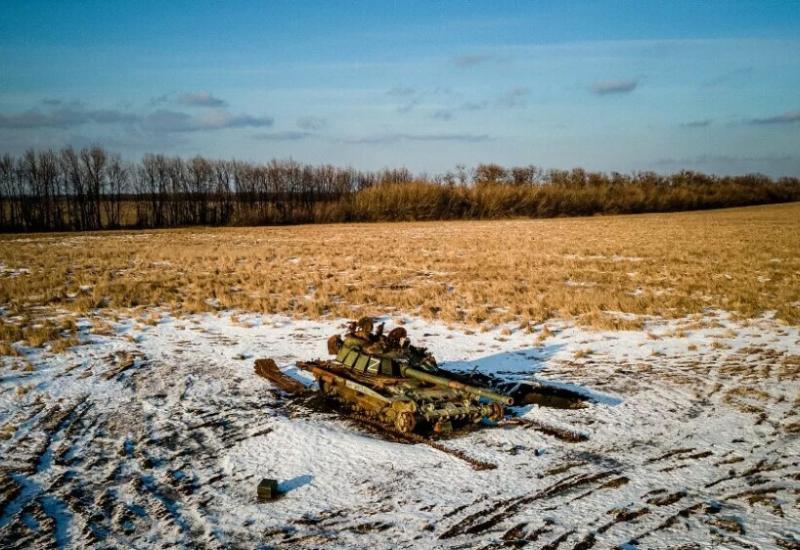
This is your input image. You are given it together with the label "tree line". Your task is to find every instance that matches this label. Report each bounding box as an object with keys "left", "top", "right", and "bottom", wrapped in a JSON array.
[{"left": 1, "top": 147, "right": 799, "bottom": 232}]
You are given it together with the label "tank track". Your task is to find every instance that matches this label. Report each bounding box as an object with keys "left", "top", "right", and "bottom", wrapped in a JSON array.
[{"left": 343, "top": 411, "right": 497, "bottom": 471}]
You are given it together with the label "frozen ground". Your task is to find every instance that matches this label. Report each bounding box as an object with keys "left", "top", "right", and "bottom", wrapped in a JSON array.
[{"left": 1, "top": 310, "right": 799, "bottom": 549}]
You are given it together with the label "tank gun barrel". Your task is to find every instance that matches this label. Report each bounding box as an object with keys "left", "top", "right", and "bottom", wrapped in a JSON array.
[{"left": 400, "top": 366, "right": 514, "bottom": 405}]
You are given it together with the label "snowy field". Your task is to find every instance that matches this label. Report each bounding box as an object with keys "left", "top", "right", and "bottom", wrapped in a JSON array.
[{"left": 1, "top": 310, "right": 799, "bottom": 549}]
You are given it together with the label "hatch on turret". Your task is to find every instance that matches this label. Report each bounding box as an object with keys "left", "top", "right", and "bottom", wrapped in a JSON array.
[{"left": 335, "top": 344, "right": 396, "bottom": 376}]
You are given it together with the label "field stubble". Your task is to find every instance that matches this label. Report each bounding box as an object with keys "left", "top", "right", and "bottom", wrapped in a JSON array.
[{"left": 1, "top": 203, "right": 799, "bottom": 345}]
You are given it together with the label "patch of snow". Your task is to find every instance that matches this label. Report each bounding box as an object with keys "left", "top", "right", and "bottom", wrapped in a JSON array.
[
  {"left": 0, "top": 263, "right": 31, "bottom": 278},
  {"left": 0, "top": 310, "right": 797, "bottom": 548},
  {"left": 562, "top": 254, "right": 644, "bottom": 262},
  {"left": 564, "top": 279, "right": 598, "bottom": 288}
]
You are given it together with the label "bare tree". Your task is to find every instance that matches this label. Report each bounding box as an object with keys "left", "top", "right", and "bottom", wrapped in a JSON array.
[
  {"left": 80, "top": 146, "right": 107, "bottom": 229},
  {"left": 104, "top": 155, "right": 128, "bottom": 227},
  {"left": 474, "top": 163, "right": 507, "bottom": 185}
]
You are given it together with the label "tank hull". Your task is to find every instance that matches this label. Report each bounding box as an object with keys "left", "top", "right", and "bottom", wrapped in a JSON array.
[{"left": 298, "top": 360, "right": 504, "bottom": 435}]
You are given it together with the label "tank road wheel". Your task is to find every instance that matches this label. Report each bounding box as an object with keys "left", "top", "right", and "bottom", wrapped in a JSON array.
[
  {"left": 488, "top": 403, "right": 505, "bottom": 422},
  {"left": 394, "top": 411, "right": 416, "bottom": 434},
  {"left": 318, "top": 378, "right": 332, "bottom": 397},
  {"left": 433, "top": 420, "right": 453, "bottom": 435}
]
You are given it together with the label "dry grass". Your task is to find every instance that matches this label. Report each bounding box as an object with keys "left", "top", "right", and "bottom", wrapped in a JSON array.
[
  {"left": 22, "top": 320, "right": 62, "bottom": 348},
  {"left": 0, "top": 203, "right": 799, "bottom": 339}
]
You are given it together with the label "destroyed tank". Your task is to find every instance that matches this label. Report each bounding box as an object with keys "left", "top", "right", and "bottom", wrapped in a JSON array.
[{"left": 256, "top": 318, "right": 513, "bottom": 436}]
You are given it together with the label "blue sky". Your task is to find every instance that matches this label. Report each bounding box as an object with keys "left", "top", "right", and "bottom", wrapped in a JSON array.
[{"left": 1, "top": 1, "right": 799, "bottom": 176}]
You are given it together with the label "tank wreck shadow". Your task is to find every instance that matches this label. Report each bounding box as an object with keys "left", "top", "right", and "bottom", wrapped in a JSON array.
[
  {"left": 279, "top": 474, "right": 314, "bottom": 494},
  {"left": 440, "top": 345, "right": 623, "bottom": 409},
  {"left": 441, "top": 343, "right": 563, "bottom": 376}
]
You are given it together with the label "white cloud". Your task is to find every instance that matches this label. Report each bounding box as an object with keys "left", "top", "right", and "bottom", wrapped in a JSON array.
[
  {"left": 591, "top": 80, "right": 638, "bottom": 95},
  {"left": 177, "top": 91, "right": 227, "bottom": 108}
]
